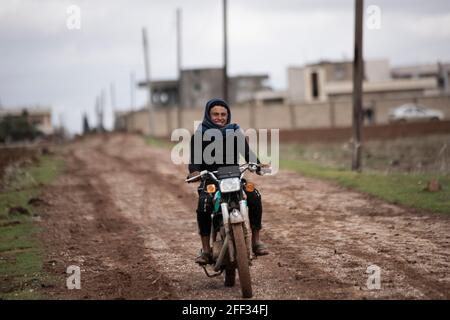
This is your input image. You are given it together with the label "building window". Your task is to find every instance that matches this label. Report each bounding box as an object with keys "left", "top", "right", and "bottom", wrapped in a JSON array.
[
  {"left": 160, "top": 92, "right": 169, "bottom": 104},
  {"left": 335, "top": 65, "right": 345, "bottom": 80},
  {"left": 311, "top": 72, "right": 319, "bottom": 99}
]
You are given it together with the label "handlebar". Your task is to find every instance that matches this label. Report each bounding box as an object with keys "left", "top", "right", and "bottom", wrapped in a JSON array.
[
  {"left": 185, "top": 170, "right": 217, "bottom": 183},
  {"left": 185, "top": 163, "right": 271, "bottom": 183}
]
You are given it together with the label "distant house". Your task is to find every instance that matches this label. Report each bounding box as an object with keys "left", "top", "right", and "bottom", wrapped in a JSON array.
[
  {"left": 287, "top": 59, "right": 443, "bottom": 104},
  {"left": 119, "top": 59, "right": 449, "bottom": 135},
  {"left": 391, "top": 62, "right": 450, "bottom": 93},
  {"left": 253, "top": 90, "right": 286, "bottom": 106},
  {"left": 146, "top": 79, "right": 179, "bottom": 108},
  {"left": 0, "top": 107, "right": 53, "bottom": 135},
  {"left": 138, "top": 67, "right": 270, "bottom": 108}
]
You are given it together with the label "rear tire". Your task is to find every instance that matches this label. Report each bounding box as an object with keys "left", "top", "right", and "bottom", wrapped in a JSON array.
[{"left": 232, "top": 223, "right": 253, "bottom": 298}]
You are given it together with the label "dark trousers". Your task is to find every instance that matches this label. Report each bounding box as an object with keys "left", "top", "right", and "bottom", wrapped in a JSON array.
[{"left": 196, "top": 187, "right": 263, "bottom": 236}]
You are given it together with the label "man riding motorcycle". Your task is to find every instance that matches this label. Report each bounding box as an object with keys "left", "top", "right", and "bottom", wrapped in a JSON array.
[{"left": 187, "top": 98, "right": 269, "bottom": 265}]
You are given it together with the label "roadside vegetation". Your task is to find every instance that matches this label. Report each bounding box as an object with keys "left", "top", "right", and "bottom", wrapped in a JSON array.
[
  {"left": 280, "top": 134, "right": 450, "bottom": 214},
  {"left": 281, "top": 158, "right": 450, "bottom": 214},
  {"left": 0, "top": 155, "right": 63, "bottom": 299}
]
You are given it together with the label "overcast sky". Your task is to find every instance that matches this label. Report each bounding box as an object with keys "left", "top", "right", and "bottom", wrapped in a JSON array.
[{"left": 1, "top": 0, "right": 450, "bottom": 133}]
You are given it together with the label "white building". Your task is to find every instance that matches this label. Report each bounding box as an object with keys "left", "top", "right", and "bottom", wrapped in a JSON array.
[
  {"left": 0, "top": 107, "right": 54, "bottom": 135},
  {"left": 287, "top": 59, "right": 444, "bottom": 104}
]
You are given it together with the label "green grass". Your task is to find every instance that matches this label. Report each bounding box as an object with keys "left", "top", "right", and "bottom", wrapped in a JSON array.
[
  {"left": 0, "top": 155, "right": 64, "bottom": 299},
  {"left": 281, "top": 158, "right": 450, "bottom": 214},
  {"left": 144, "top": 136, "right": 174, "bottom": 149},
  {"left": 280, "top": 134, "right": 450, "bottom": 174}
]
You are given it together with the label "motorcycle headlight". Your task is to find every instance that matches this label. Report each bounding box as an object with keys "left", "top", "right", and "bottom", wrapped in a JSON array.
[{"left": 219, "top": 178, "right": 241, "bottom": 193}]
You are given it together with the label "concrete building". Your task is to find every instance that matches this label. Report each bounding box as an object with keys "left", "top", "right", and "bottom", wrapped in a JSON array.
[
  {"left": 286, "top": 59, "right": 449, "bottom": 126},
  {"left": 325, "top": 78, "right": 438, "bottom": 102},
  {"left": 286, "top": 59, "right": 449, "bottom": 104},
  {"left": 113, "top": 110, "right": 130, "bottom": 132},
  {"left": 179, "top": 68, "right": 224, "bottom": 108},
  {"left": 138, "top": 68, "right": 270, "bottom": 109},
  {"left": 150, "top": 80, "right": 179, "bottom": 107},
  {"left": 119, "top": 59, "right": 449, "bottom": 136},
  {"left": 228, "top": 74, "right": 270, "bottom": 104},
  {"left": 0, "top": 107, "right": 53, "bottom": 135},
  {"left": 391, "top": 62, "right": 450, "bottom": 93},
  {"left": 253, "top": 90, "right": 286, "bottom": 106}
]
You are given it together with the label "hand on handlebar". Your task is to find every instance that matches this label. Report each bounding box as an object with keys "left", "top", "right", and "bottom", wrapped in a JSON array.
[
  {"left": 186, "top": 171, "right": 201, "bottom": 183},
  {"left": 257, "top": 163, "right": 271, "bottom": 176}
]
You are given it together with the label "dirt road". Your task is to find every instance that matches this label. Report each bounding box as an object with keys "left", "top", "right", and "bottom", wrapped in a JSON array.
[{"left": 37, "top": 134, "right": 450, "bottom": 299}]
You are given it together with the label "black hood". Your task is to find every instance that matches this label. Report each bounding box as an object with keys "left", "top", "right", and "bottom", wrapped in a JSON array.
[
  {"left": 203, "top": 98, "right": 231, "bottom": 127},
  {"left": 199, "top": 98, "right": 239, "bottom": 134}
]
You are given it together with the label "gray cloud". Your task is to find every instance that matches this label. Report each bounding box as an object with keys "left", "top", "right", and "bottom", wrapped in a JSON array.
[{"left": 1, "top": 0, "right": 449, "bottom": 133}]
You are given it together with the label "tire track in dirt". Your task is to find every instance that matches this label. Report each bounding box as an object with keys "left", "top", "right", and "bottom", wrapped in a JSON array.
[
  {"left": 40, "top": 134, "right": 450, "bottom": 299},
  {"left": 39, "top": 140, "right": 175, "bottom": 299},
  {"left": 255, "top": 171, "right": 450, "bottom": 299},
  {"left": 93, "top": 135, "right": 312, "bottom": 299}
]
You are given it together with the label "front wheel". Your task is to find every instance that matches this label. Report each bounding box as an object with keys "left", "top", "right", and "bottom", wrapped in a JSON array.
[
  {"left": 224, "top": 254, "right": 235, "bottom": 287},
  {"left": 232, "top": 223, "right": 253, "bottom": 298}
]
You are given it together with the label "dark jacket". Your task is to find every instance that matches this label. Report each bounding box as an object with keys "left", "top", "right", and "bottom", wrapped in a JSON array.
[{"left": 188, "top": 98, "right": 259, "bottom": 173}]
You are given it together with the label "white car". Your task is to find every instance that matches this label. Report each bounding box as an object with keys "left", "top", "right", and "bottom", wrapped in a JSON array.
[{"left": 388, "top": 104, "right": 444, "bottom": 123}]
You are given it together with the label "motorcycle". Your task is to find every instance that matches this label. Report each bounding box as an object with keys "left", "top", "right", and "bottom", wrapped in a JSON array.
[{"left": 186, "top": 163, "right": 271, "bottom": 298}]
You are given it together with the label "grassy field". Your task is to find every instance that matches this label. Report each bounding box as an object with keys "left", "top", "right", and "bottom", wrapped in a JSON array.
[
  {"left": 145, "top": 136, "right": 176, "bottom": 149},
  {"left": 0, "top": 155, "right": 63, "bottom": 299},
  {"left": 280, "top": 134, "right": 450, "bottom": 214},
  {"left": 281, "top": 158, "right": 450, "bottom": 214},
  {"left": 144, "top": 134, "right": 450, "bottom": 214},
  {"left": 280, "top": 134, "right": 450, "bottom": 175}
]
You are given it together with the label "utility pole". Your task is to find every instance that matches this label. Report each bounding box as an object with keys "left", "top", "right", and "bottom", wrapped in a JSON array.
[
  {"left": 176, "top": 8, "right": 183, "bottom": 128},
  {"left": 223, "top": 0, "right": 228, "bottom": 101},
  {"left": 142, "top": 27, "right": 154, "bottom": 135},
  {"left": 100, "top": 90, "right": 106, "bottom": 132},
  {"left": 95, "top": 95, "right": 101, "bottom": 132},
  {"left": 110, "top": 82, "right": 116, "bottom": 130},
  {"left": 352, "top": 0, "right": 364, "bottom": 171},
  {"left": 130, "top": 71, "right": 136, "bottom": 110},
  {"left": 58, "top": 113, "right": 64, "bottom": 133},
  {"left": 82, "top": 112, "right": 90, "bottom": 134},
  {"left": 438, "top": 61, "right": 450, "bottom": 93},
  {"left": 110, "top": 83, "right": 116, "bottom": 111}
]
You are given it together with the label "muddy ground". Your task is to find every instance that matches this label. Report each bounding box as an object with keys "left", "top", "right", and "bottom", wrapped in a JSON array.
[{"left": 37, "top": 134, "right": 450, "bottom": 299}]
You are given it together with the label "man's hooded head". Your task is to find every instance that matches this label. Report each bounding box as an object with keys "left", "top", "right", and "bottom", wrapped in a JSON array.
[{"left": 199, "top": 98, "right": 239, "bottom": 134}]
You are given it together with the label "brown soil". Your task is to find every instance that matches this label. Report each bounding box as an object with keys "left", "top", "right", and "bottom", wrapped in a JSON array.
[{"left": 37, "top": 134, "right": 450, "bottom": 299}]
